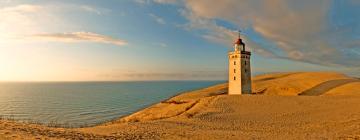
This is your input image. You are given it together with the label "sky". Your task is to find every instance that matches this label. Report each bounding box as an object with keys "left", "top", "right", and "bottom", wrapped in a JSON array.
[{"left": 0, "top": 0, "right": 359, "bottom": 81}]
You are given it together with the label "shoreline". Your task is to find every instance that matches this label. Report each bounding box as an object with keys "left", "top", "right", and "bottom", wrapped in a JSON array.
[
  {"left": 1, "top": 72, "right": 360, "bottom": 139},
  {"left": 0, "top": 81, "right": 224, "bottom": 129},
  {"left": 102, "top": 82, "right": 227, "bottom": 126},
  {"left": 0, "top": 82, "right": 227, "bottom": 128},
  {"left": 0, "top": 83, "right": 229, "bottom": 139}
]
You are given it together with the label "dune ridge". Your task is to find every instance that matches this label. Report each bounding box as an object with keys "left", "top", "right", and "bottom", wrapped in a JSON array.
[
  {"left": 253, "top": 72, "right": 360, "bottom": 96},
  {"left": 97, "top": 72, "right": 360, "bottom": 125},
  {"left": 1, "top": 72, "right": 360, "bottom": 139}
]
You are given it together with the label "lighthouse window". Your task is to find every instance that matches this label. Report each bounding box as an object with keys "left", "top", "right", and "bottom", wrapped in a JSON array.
[
  {"left": 234, "top": 61, "right": 236, "bottom": 65},
  {"left": 234, "top": 69, "right": 236, "bottom": 73},
  {"left": 245, "top": 69, "right": 247, "bottom": 73},
  {"left": 234, "top": 76, "right": 236, "bottom": 80},
  {"left": 245, "top": 61, "right": 247, "bottom": 65}
]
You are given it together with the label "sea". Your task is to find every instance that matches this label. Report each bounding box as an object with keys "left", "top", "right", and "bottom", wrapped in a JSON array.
[{"left": 0, "top": 81, "right": 223, "bottom": 127}]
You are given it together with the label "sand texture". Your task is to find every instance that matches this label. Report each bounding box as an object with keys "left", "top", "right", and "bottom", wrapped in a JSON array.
[{"left": 1, "top": 72, "right": 360, "bottom": 139}]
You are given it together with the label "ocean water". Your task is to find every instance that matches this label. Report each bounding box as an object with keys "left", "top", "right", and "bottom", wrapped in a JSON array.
[{"left": 0, "top": 81, "right": 223, "bottom": 127}]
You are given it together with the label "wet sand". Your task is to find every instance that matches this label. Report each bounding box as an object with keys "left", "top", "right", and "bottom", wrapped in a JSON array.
[{"left": 1, "top": 72, "right": 360, "bottom": 139}]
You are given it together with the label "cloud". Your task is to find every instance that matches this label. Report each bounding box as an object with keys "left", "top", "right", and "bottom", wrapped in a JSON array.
[
  {"left": 149, "top": 13, "right": 166, "bottom": 24},
  {"left": 30, "top": 32, "right": 127, "bottom": 46},
  {"left": 179, "top": 9, "right": 277, "bottom": 58},
  {"left": 179, "top": 0, "right": 360, "bottom": 68},
  {"left": 1, "top": 4, "right": 43, "bottom": 13},
  {"left": 153, "top": 0, "right": 179, "bottom": 4},
  {"left": 79, "top": 5, "right": 106, "bottom": 15},
  {"left": 135, "top": 0, "right": 179, "bottom": 5},
  {"left": 0, "top": 4, "right": 112, "bottom": 45},
  {"left": 0, "top": 4, "right": 119, "bottom": 46},
  {"left": 48, "top": 4, "right": 109, "bottom": 15},
  {"left": 134, "top": 0, "right": 150, "bottom": 5},
  {"left": 0, "top": 4, "right": 48, "bottom": 40}
]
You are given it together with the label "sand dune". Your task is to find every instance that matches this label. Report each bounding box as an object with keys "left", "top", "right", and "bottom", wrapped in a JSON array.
[
  {"left": 1, "top": 72, "right": 360, "bottom": 139},
  {"left": 109, "top": 72, "right": 358, "bottom": 123},
  {"left": 253, "top": 72, "right": 360, "bottom": 96}
]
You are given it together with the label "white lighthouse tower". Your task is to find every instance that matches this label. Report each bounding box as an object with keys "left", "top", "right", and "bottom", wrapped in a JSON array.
[{"left": 228, "top": 31, "right": 252, "bottom": 95}]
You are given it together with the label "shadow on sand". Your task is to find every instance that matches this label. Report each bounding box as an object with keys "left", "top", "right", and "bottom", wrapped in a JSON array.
[{"left": 299, "top": 79, "right": 359, "bottom": 96}]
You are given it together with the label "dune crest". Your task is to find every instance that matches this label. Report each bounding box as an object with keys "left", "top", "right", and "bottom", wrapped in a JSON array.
[
  {"left": 253, "top": 72, "right": 360, "bottom": 96},
  {"left": 114, "top": 84, "right": 228, "bottom": 123},
  {"left": 76, "top": 72, "right": 360, "bottom": 139},
  {"left": 110, "top": 72, "right": 360, "bottom": 124},
  {"left": 1, "top": 72, "right": 360, "bottom": 139}
]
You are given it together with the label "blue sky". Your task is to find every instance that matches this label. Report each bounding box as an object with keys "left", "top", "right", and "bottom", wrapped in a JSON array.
[{"left": 0, "top": 0, "right": 359, "bottom": 81}]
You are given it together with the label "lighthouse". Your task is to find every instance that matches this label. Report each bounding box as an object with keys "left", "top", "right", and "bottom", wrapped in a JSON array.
[{"left": 228, "top": 31, "right": 252, "bottom": 95}]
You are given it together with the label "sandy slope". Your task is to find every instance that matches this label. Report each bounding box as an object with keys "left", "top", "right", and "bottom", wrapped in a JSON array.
[
  {"left": 1, "top": 72, "right": 360, "bottom": 139},
  {"left": 252, "top": 72, "right": 359, "bottom": 96}
]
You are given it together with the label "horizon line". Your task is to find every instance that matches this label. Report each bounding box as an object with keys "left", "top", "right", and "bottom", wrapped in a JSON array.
[{"left": 0, "top": 79, "right": 227, "bottom": 83}]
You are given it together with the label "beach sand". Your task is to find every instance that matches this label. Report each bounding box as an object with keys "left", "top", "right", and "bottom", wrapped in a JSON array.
[{"left": 1, "top": 72, "right": 360, "bottom": 139}]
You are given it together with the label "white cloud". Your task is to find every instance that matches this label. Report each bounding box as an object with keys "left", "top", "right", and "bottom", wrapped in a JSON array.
[
  {"left": 79, "top": 5, "right": 104, "bottom": 15},
  {"left": 134, "top": 0, "right": 150, "bottom": 5},
  {"left": 180, "top": 9, "right": 276, "bottom": 58},
  {"left": 179, "top": 0, "right": 360, "bottom": 67},
  {"left": 0, "top": 4, "right": 112, "bottom": 46},
  {"left": 153, "top": 0, "right": 179, "bottom": 4},
  {"left": 1, "top": 4, "right": 42, "bottom": 13},
  {"left": 135, "top": 0, "right": 179, "bottom": 5},
  {"left": 149, "top": 13, "right": 166, "bottom": 25},
  {"left": 0, "top": 4, "right": 48, "bottom": 41},
  {"left": 30, "top": 32, "right": 127, "bottom": 46}
]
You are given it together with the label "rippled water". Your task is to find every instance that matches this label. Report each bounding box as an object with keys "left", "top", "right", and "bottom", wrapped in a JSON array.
[{"left": 0, "top": 81, "right": 222, "bottom": 127}]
